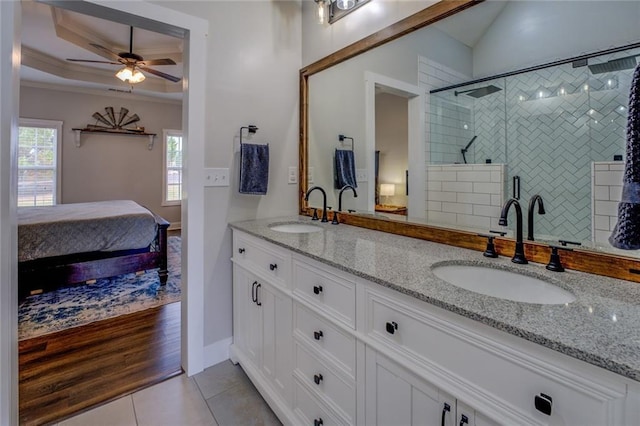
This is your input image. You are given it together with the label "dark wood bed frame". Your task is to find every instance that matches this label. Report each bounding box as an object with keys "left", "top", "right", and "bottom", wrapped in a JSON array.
[{"left": 18, "top": 215, "right": 170, "bottom": 300}]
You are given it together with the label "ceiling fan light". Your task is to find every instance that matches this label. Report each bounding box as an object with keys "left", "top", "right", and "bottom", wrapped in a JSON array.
[
  {"left": 336, "top": 0, "right": 355, "bottom": 10},
  {"left": 115, "top": 66, "right": 145, "bottom": 84}
]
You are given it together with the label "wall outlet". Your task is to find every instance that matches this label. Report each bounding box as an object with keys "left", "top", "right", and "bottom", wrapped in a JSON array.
[
  {"left": 356, "top": 169, "right": 368, "bottom": 182},
  {"left": 308, "top": 167, "right": 314, "bottom": 184},
  {"left": 288, "top": 166, "right": 298, "bottom": 184},
  {"left": 204, "top": 168, "right": 229, "bottom": 187}
]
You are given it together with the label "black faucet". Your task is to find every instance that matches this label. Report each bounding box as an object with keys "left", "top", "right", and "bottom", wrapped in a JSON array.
[
  {"left": 499, "top": 198, "right": 528, "bottom": 264},
  {"left": 527, "top": 195, "right": 546, "bottom": 241},
  {"left": 305, "top": 186, "right": 328, "bottom": 223},
  {"left": 338, "top": 185, "right": 358, "bottom": 212}
]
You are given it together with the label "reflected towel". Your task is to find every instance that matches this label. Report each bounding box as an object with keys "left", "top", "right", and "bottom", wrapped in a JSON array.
[
  {"left": 610, "top": 62, "right": 640, "bottom": 249},
  {"left": 334, "top": 149, "right": 357, "bottom": 190},
  {"left": 239, "top": 143, "right": 269, "bottom": 195}
]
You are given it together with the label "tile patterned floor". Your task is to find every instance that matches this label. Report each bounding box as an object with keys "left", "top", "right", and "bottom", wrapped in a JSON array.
[{"left": 56, "top": 360, "right": 281, "bottom": 426}]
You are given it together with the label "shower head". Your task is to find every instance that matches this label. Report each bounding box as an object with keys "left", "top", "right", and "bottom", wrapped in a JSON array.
[
  {"left": 588, "top": 56, "right": 637, "bottom": 74},
  {"left": 454, "top": 85, "right": 502, "bottom": 98}
]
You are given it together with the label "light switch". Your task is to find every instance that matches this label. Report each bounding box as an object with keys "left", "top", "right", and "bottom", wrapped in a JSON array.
[
  {"left": 204, "top": 168, "right": 229, "bottom": 187},
  {"left": 288, "top": 167, "right": 298, "bottom": 184},
  {"left": 356, "top": 169, "right": 368, "bottom": 182}
]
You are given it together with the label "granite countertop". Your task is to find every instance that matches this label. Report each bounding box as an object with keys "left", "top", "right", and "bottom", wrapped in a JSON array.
[{"left": 230, "top": 217, "right": 640, "bottom": 383}]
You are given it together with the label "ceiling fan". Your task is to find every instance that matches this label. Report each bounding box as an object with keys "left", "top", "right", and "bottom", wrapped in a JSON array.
[{"left": 66, "top": 26, "right": 181, "bottom": 83}]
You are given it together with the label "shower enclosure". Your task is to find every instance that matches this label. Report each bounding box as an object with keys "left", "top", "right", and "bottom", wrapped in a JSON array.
[{"left": 429, "top": 46, "right": 639, "bottom": 244}]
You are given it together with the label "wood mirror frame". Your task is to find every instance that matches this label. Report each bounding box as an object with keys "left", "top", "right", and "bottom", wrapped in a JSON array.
[{"left": 298, "top": 0, "right": 640, "bottom": 283}]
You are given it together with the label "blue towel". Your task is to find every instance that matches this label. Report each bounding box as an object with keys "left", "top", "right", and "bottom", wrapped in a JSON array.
[
  {"left": 334, "top": 149, "right": 357, "bottom": 190},
  {"left": 610, "top": 62, "right": 640, "bottom": 249},
  {"left": 239, "top": 143, "right": 269, "bottom": 195}
]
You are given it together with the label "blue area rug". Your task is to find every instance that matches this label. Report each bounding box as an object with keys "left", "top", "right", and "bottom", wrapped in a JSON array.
[{"left": 18, "top": 236, "right": 181, "bottom": 340}]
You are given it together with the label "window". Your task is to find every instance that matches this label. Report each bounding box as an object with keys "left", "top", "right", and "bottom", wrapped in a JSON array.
[
  {"left": 18, "top": 119, "right": 62, "bottom": 207},
  {"left": 163, "top": 129, "right": 183, "bottom": 205}
]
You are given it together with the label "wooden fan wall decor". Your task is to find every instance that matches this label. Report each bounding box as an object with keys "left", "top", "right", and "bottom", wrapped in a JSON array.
[{"left": 72, "top": 107, "right": 157, "bottom": 150}]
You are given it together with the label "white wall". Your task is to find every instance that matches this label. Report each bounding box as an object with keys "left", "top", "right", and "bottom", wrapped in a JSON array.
[
  {"left": 19, "top": 86, "right": 182, "bottom": 224},
  {"left": 473, "top": 1, "right": 640, "bottom": 78},
  {"left": 154, "top": 1, "right": 301, "bottom": 357}
]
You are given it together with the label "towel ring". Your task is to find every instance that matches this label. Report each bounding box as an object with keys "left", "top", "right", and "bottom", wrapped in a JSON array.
[
  {"left": 338, "top": 134, "right": 354, "bottom": 151},
  {"left": 240, "top": 125, "right": 258, "bottom": 146}
]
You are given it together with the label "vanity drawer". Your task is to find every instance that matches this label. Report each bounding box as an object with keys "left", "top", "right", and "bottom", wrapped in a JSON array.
[
  {"left": 293, "top": 303, "right": 356, "bottom": 379},
  {"left": 294, "top": 341, "right": 356, "bottom": 423},
  {"left": 233, "top": 231, "right": 290, "bottom": 288},
  {"left": 365, "top": 285, "right": 628, "bottom": 425},
  {"left": 293, "top": 379, "right": 348, "bottom": 426},
  {"left": 292, "top": 258, "right": 356, "bottom": 329}
]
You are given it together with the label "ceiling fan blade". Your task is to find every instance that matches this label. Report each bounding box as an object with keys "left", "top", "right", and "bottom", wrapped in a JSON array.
[
  {"left": 138, "top": 65, "right": 182, "bottom": 83},
  {"left": 89, "top": 43, "right": 123, "bottom": 62},
  {"left": 139, "top": 58, "right": 177, "bottom": 66},
  {"left": 66, "top": 59, "right": 121, "bottom": 65}
]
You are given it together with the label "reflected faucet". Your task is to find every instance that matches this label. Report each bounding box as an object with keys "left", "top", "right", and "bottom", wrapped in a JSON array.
[
  {"left": 338, "top": 185, "right": 358, "bottom": 212},
  {"left": 527, "top": 195, "right": 546, "bottom": 241},
  {"left": 305, "top": 186, "right": 328, "bottom": 223},
  {"left": 499, "top": 198, "right": 528, "bottom": 264}
]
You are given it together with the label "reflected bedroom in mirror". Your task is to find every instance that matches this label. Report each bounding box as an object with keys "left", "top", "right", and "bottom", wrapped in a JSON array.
[{"left": 305, "top": 0, "right": 640, "bottom": 258}]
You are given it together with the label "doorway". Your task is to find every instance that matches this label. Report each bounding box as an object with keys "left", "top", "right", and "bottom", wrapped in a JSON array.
[{"left": 2, "top": 1, "right": 207, "bottom": 423}]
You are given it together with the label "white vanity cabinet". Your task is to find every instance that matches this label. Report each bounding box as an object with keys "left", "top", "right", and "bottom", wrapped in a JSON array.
[
  {"left": 231, "top": 232, "right": 293, "bottom": 417},
  {"left": 230, "top": 228, "right": 639, "bottom": 426}
]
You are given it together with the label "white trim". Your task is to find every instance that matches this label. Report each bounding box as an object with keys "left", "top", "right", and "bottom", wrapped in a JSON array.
[
  {"left": 168, "top": 221, "right": 182, "bottom": 231},
  {"left": 364, "top": 71, "right": 424, "bottom": 217},
  {"left": 203, "top": 337, "right": 232, "bottom": 369},
  {"left": 18, "top": 118, "right": 63, "bottom": 206},
  {"left": 0, "top": 2, "right": 20, "bottom": 424},
  {"left": 162, "top": 128, "right": 183, "bottom": 206}
]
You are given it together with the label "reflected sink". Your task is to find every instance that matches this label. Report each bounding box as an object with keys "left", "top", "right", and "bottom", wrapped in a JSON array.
[
  {"left": 269, "top": 223, "right": 323, "bottom": 234},
  {"left": 432, "top": 264, "right": 576, "bottom": 304}
]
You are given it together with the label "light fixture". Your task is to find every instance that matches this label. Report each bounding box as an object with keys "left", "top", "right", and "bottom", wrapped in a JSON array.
[
  {"left": 116, "top": 65, "right": 145, "bottom": 84},
  {"left": 328, "top": 0, "right": 371, "bottom": 24},
  {"left": 336, "top": 0, "right": 355, "bottom": 10},
  {"left": 314, "top": 0, "right": 326, "bottom": 25},
  {"left": 380, "top": 183, "right": 395, "bottom": 205}
]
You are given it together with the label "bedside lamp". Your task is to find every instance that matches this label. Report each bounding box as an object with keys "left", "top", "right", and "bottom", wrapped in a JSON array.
[{"left": 380, "top": 184, "right": 395, "bottom": 206}]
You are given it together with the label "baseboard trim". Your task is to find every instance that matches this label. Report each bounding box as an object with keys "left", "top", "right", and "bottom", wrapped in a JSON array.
[{"left": 203, "top": 337, "right": 232, "bottom": 369}]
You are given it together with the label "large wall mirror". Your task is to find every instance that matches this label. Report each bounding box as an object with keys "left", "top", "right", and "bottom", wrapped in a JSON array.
[{"left": 301, "top": 0, "right": 640, "bottom": 271}]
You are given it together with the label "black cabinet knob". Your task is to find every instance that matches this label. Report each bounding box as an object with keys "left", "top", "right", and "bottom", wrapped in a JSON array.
[
  {"left": 269, "top": 263, "right": 278, "bottom": 271},
  {"left": 238, "top": 248, "right": 245, "bottom": 254},
  {"left": 535, "top": 393, "right": 553, "bottom": 416},
  {"left": 313, "top": 374, "right": 323, "bottom": 385},
  {"left": 314, "top": 418, "right": 323, "bottom": 426},
  {"left": 313, "top": 330, "right": 323, "bottom": 341},
  {"left": 313, "top": 285, "right": 323, "bottom": 295},
  {"left": 386, "top": 321, "right": 398, "bottom": 334},
  {"left": 459, "top": 414, "right": 469, "bottom": 426}
]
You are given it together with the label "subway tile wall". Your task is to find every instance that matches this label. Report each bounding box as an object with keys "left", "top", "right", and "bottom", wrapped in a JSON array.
[
  {"left": 426, "top": 163, "right": 506, "bottom": 230},
  {"left": 592, "top": 161, "right": 624, "bottom": 245}
]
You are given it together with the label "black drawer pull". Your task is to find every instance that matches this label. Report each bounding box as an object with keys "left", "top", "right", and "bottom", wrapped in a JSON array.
[
  {"left": 459, "top": 414, "right": 469, "bottom": 426},
  {"left": 535, "top": 393, "right": 553, "bottom": 416},
  {"left": 314, "top": 419, "right": 323, "bottom": 426},
  {"left": 386, "top": 321, "right": 398, "bottom": 334},
  {"left": 313, "top": 285, "right": 323, "bottom": 295},
  {"left": 256, "top": 283, "right": 262, "bottom": 306},
  {"left": 313, "top": 374, "right": 323, "bottom": 385},
  {"left": 238, "top": 248, "right": 245, "bottom": 254},
  {"left": 313, "top": 330, "right": 323, "bottom": 341},
  {"left": 251, "top": 281, "right": 257, "bottom": 303},
  {"left": 269, "top": 263, "right": 277, "bottom": 271}
]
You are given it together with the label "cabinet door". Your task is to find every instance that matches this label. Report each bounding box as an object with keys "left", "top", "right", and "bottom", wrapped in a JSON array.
[
  {"left": 365, "top": 347, "right": 445, "bottom": 426},
  {"left": 259, "top": 281, "right": 293, "bottom": 404},
  {"left": 233, "top": 265, "right": 262, "bottom": 367}
]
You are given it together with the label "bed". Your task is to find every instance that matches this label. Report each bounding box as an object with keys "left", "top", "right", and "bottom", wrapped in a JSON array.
[{"left": 18, "top": 200, "right": 169, "bottom": 299}]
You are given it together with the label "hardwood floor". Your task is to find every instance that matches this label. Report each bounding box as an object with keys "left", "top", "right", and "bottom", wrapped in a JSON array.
[{"left": 19, "top": 301, "right": 182, "bottom": 426}]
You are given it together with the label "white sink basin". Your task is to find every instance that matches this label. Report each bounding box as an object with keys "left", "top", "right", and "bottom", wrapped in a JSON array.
[
  {"left": 269, "top": 223, "right": 323, "bottom": 234},
  {"left": 432, "top": 264, "right": 575, "bottom": 304}
]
